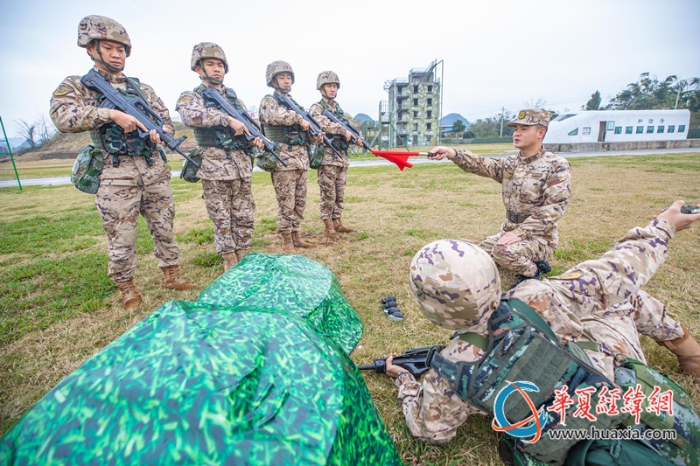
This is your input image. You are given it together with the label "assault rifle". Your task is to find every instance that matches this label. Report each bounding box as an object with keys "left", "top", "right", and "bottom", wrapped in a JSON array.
[
  {"left": 321, "top": 109, "right": 371, "bottom": 152},
  {"left": 357, "top": 345, "right": 445, "bottom": 378},
  {"left": 274, "top": 93, "right": 344, "bottom": 160},
  {"left": 80, "top": 69, "right": 200, "bottom": 168},
  {"left": 202, "top": 87, "right": 287, "bottom": 167}
]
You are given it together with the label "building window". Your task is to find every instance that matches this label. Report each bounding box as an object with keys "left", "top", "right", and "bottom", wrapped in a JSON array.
[
  {"left": 625, "top": 126, "right": 633, "bottom": 134},
  {"left": 413, "top": 98, "right": 418, "bottom": 106},
  {"left": 427, "top": 111, "right": 432, "bottom": 118},
  {"left": 568, "top": 128, "right": 579, "bottom": 136},
  {"left": 647, "top": 126, "right": 654, "bottom": 133},
  {"left": 668, "top": 125, "right": 675, "bottom": 133},
  {"left": 427, "top": 123, "right": 432, "bottom": 130},
  {"left": 427, "top": 98, "right": 432, "bottom": 106},
  {"left": 679, "top": 125, "right": 686, "bottom": 132},
  {"left": 427, "top": 85, "right": 433, "bottom": 92},
  {"left": 636, "top": 126, "right": 644, "bottom": 134},
  {"left": 657, "top": 125, "right": 664, "bottom": 133},
  {"left": 413, "top": 111, "right": 418, "bottom": 118},
  {"left": 606, "top": 121, "right": 615, "bottom": 131},
  {"left": 413, "top": 85, "right": 419, "bottom": 93},
  {"left": 614, "top": 126, "right": 622, "bottom": 134},
  {"left": 582, "top": 127, "right": 591, "bottom": 135},
  {"left": 413, "top": 123, "right": 418, "bottom": 131}
]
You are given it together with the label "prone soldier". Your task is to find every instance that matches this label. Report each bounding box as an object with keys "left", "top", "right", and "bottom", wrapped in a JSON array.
[
  {"left": 176, "top": 42, "right": 262, "bottom": 272},
  {"left": 50, "top": 15, "right": 194, "bottom": 310},
  {"left": 383, "top": 201, "right": 700, "bottom": 448}
]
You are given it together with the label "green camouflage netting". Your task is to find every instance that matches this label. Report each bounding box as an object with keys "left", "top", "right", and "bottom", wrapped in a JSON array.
[
  {"left": 198, "top": 253, "right": 363, "bottom": 355},
  {"left": 1, "top": 255, "right": 399, "bottom": 465}
]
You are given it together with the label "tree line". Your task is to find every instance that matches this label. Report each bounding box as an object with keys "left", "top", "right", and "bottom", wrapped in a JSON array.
[{"left": 448, "top": 72, "right": 700, "bottom": 139}]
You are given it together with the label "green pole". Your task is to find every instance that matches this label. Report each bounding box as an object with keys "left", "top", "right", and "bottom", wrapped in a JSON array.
[{"left": 0, "top": 116, "right": 22, "bottom": 191}]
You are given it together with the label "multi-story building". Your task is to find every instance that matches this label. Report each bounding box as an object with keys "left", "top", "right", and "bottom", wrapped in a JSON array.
[{"left": 379, "top": 60, "right": 441, "bottom": 148}]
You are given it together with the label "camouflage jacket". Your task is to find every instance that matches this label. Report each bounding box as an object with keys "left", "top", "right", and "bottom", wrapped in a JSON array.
[
  {"left": 396, "top": 218, "right": 677, "bottom": 444},
  {"left": 49, "top": 68, "right": 173, "bottom": 187},
  {"left": 259, "top": 93, "right": 308, "bottom": 171},
  {"left": 452, "top": 149, "right": 571, "bottom": 246},
  {"left": 308, "top": 98, "right": 349, "bottom": 168},
  {"left": 176, "top": 83, "right": 253, "bottom": 181}
]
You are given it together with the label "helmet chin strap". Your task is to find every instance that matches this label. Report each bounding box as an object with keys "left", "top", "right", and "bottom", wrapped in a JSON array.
[
  {"left": 92, "top": 40, "right": 124, "bottom": 73},
  {"left": 198, "top": 60, "right": 223, "bottom": 85}
]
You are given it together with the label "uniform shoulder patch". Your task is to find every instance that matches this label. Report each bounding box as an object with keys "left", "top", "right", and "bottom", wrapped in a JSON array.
[
  {"left": 53, "top": 84, "right": 73, "bottom": 96},
  {"left": 550, "top": 271, "right": 583, "bottom": 280}
]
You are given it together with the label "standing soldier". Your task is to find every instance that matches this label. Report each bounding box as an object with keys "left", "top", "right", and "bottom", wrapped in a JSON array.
[
  {"left": 176, "top": 42, "right": 262, "bottom": 272},
  {"left": 50, "top": 15, "right": 194, "bottom": 311},
  {"left": 308, "top": 71, "right": 362, "bottom": 240},
  {"left": 259, "top": 61, "right": 320, "bottom": 253},
  {"left": 428, "top": 109, "right": 571, "bottom": 286}
]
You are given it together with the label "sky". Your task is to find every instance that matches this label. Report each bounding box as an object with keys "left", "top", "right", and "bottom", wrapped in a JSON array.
[{"left": 1, "top": 0, "right": 699, "bottom": 140}]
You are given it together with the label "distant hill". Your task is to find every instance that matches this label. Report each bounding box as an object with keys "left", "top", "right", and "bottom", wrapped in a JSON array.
[
  {"left": 0, "top": 137, "right": 30, "bottom": 152},
  {"left": 441, "top": 113, "right": 470, "bottom": 127},
  {"left": 353, "top": 113, "right": 375, "bottom": 123}
]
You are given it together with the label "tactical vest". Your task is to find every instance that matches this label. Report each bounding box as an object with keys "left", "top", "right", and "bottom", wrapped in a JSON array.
[
  {"left": 87, "top": 75, "right": 156, "bottom": 167},
  {"left": 262, "top": 94, "right": 308, "bottom": 146},
  {"left": 430, "top": 298, "right": 700, "bottom": 466},
  {"left": 429, "top": 298, "right": 626, "bottom": 465},
  {"left": 319, "top": 99, "right": 349, "bottom": 152},
  {"left": 192, "top": 85, "right": 250, "bottom": 157}
]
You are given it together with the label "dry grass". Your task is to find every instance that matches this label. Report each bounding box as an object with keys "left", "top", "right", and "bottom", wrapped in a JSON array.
[{"left": 1, "top": 151, "right": 700, "bottom": 465}]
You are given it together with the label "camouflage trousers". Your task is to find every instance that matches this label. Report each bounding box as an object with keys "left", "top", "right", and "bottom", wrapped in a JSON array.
[
  {"left": 271, "top": 169, "right": 307, "bottom": 233},
  {"left": 318, "top": 164, "right": 348, "bottom": 220},
  {"left": 95, "top": 179, "right": 179, "bottom": 282},
  {"left": 480, "top": 232, "right": 553, "bottom": 276},
  {"left": 201, "top": 178, "right": 255, "bottom": 255}
]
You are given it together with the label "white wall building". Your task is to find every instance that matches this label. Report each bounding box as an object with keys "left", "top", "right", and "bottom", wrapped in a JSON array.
[{"left": 544, "top": 110, "right": 690, "bottom": 144}]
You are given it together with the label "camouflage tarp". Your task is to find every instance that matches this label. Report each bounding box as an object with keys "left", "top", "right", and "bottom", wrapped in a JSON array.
[
  {"left": 197, "top": 253, "right": 363, "bottom": 355},
  {"left": 0, "top": 254, "right": 399, "bottom": 465}
]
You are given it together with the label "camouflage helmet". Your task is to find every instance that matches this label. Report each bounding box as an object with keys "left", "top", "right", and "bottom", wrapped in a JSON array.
[
  {"left": 266, "top": 60, "right": 294, "bottom": 88},
  {"left": 77, "top": 15, "right": 131, "bottom": 57},
  {"left": 190, "top": 42, "right": 229, "bottom": 73},
  {"left": 409, "top": 240, "right": 501, "bottom": 335},
  {"left": 317, "top": 71, "right": 340, "bottom": 90}
]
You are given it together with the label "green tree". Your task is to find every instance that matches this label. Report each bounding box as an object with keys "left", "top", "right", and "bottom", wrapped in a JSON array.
[
  {"left": 451, "top": 119, "right": 466, "bottom": 133},
  {"left": 585, "top": 91, "right": 602, "bottom": 110},
  {"left": 605, "top": 72, "right": 700, "bottom": 111}
]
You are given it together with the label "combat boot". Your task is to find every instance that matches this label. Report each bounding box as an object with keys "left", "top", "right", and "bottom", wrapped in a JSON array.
[
  {"left": 281, "top": 233, "right": 295, "bottom": 254},
  {"left": 292, "top": 231, "right": 314, "bottom": 248},
  {"left": 658, "top": 325, "right": 700, "bottom": 383},
  {"left": 236, "top": 248, "right": 250, "bottom": 262},
  {"left": 333, "top": 217, "right": 355, "bottom": 233},
  {"left": 161, "top": 265, "right": 195, "bottom": 291},
  {"left": 114, "top": 279, "right": 142, "bottom": 311},
  {"left": 323, "top": 219, "right": 338, "bottom": 240},
  {"left": 222, "top": 252, "right": 238, "bottom": 272}
]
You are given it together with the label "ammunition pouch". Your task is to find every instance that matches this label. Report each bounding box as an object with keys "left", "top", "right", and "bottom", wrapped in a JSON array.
[
  {"left": 180, "top": 148, "right": 202, "bottom": 183},
  {"left": 71, "top": 145, "right": 104, "bottom": 194}
]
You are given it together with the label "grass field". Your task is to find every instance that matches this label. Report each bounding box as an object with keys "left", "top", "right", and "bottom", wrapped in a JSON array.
[{"left": 1, "top": 149, "right": 699, "bottom": 465}]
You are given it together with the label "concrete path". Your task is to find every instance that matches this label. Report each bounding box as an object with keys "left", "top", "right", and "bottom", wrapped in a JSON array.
[{"left": 1, "top": 147, "right": 698, "bottom": 189}]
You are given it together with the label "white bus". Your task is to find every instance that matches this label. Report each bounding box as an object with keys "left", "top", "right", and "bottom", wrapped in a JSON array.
[{"left": 544, "top": 110, "right": 690, "bottom": 144}]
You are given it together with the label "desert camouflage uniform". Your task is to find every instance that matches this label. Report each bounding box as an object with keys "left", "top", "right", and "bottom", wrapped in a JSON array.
[
  {"left": 259, "top": 93, "right": 310, "bottom": 234},
  {"left": 396, "top": 218, "right": 682, "bottom": 443},
  {"left": 308, "top": 99, "right": 350, "bottom": 221},
  {"left": 176, "top": 85, "right": 255, "bottom": 254},
  {"left": 50, "top": 68, "right": 180, "bottom": 282},
  {"left": 452, "top": 148, "right": 571, "bottom": 276}
]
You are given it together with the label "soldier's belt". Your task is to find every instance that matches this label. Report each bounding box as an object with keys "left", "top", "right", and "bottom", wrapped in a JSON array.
[{"left": 506, "top": 211, "right": 528, "bottom": 224}]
